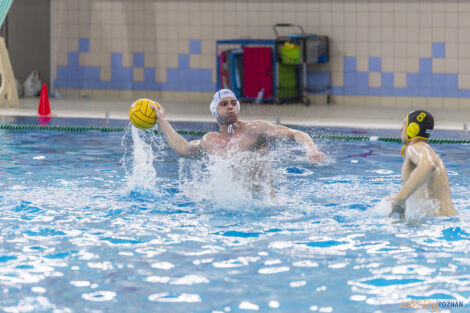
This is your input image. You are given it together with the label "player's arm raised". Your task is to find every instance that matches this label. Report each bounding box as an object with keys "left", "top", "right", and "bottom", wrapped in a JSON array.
[
  {"left": 250, "top": 120, "right": 325, "bottom": 164},
  {"left": 150, "top": 102, "right": 203, "bottom": 158}
]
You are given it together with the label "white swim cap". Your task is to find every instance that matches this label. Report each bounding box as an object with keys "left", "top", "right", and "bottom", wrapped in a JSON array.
[{"left": 209, "top": 89, "right": 240, "bottom": 119}]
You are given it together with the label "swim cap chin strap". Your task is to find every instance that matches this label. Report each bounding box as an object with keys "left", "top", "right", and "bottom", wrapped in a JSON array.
[
  {"left": 401, "top": 145, "right": 407, "bottom": 157},
  {"left": 209, "top": 89, "right": 240, "bottom": 120}
]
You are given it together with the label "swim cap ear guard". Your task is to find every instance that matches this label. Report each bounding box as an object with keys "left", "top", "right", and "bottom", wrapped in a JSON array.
[
  {"left": 209, "top": 89, "right": 240, "bottom": 120},
  {"left": 401, "top": 109, "right": 434, "bottom": 156},
  {"left": 406, "top": 122, "right": 420, "bottom": 138}
]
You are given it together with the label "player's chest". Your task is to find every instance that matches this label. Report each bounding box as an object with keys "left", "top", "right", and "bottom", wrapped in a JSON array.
[{"left": 209, "top": 134, "right": 260, "bottom": 154}]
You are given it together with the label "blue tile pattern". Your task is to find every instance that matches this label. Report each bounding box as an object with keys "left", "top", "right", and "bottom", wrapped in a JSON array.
[
  {"left": 54, "top": 39, "right": 215, "bottom": 92},
  {"left": 78, "top": 38, "right": 89, "bottom": 53},
  {"left": 178, "top": 54, "right": 190, "bottom": 69},
  {"left": 57, "top": 39, "right": 466, "bottom": 97},
  {"left": 68, "top": 52, "right": 79, "bottom": 67},
  {"left": 432, "top": 43, "right": 445, "bottom": 58},
  {"left": 313, "top": 42, "right": 470, "bottom": 98},
  {"left": 419, "top": 58, "right": 432, "bottom": 73},
  {"left": 368, "top": 57, "right": 381, "bottom": 72},
  {"left": 133, "top": 53, "right": 145, "bottom": 67},
  {"left": 189, "top": 39, "right": 201, "bottom": 54}
]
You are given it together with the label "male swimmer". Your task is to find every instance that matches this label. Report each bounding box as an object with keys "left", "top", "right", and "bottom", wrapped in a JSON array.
[
  {"left": 149, "top": 89, "right": 325, "bottom": 194},
  {"left": 389, "top": 109, "right": 456, "bottom": 218}
]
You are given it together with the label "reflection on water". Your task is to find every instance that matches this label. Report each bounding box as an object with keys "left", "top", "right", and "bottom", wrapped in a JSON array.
[{"left": 0, "top": 128, "right": 469, "bottom": 312}]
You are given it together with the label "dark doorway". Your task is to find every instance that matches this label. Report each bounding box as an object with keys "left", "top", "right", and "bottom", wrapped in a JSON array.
[{"left": 1, "top": 0, "right": 50, "bottom": 87}]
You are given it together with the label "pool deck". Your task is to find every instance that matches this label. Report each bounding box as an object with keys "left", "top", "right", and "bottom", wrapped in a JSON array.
[{"left": 0, "top": 97, "right": 469, "bottom": 131}]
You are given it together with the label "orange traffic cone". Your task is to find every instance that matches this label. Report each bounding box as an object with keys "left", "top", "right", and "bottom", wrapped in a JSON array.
[
  {"left": 38, "top": 83, "right": 51, "bottom": 116},
  {"left": 37, "top": 115, "right": 51, "bottom": 125}
]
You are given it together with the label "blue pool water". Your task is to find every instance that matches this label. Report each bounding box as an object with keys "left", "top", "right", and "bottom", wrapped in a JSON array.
[{"left": 0, "top": 121, "right": 470, "bottom": 313}]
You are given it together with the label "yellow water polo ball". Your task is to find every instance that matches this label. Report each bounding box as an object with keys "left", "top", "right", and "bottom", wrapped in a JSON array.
[{"left": 128, "top": 98, "right": 158, "bottom": 129}]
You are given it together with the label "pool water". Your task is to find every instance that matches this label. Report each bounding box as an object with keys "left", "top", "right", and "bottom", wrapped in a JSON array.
[{"left": 0, "top": 124, "right": 469, "bottom": 313}]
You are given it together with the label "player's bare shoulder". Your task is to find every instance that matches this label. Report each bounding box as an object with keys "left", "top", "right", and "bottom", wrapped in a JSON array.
[
  {"left": 244, "top": 120, "right": 273, "bottom": 136},
  {"left": 407, "top": 141, "right": 437, "bottom": 163},
  {"left": 247, "top": 120, "right": 272, "bottom": 128},
  {"left": 200, "top": 132, "right": 219, "bottom": 148}
]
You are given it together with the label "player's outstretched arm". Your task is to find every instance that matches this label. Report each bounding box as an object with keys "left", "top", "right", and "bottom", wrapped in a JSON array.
[
  {"left": 252, "top": 121, "right": 326, "bottom": 164},
  {"left": 149, "top": 102, "right": 203, "bottom": 158}
]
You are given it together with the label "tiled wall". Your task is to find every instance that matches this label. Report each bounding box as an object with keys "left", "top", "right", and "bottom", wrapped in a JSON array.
[{"left": 52, "top": 0, "right": 470, "bottom": 106}]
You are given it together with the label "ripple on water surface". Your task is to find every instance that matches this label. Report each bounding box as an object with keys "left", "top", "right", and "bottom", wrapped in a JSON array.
[{"left": 0, "top": 129, "right": 469, "bottom": 312}]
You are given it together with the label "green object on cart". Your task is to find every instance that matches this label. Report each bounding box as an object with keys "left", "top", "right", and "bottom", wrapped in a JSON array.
[
  {"left": 280, "top": 42, "right": 301, "bottom": 65},
  {"left": 278, "top": 64, "right": 297, "bottom": 99}
]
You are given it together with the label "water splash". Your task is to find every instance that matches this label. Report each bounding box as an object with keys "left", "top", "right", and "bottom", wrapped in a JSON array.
[
  {"left": 176, "top": 142, "right": 322, "bottom": 209},
  {"left": 373, "top": 195, "right": 439, "bottom": 219},
  {"left": 178, "top": 147, "right": 295, "bottom": 209},
  {"left": 121, "top": 125, "right": 164, "bottom": 194},
  {"left": 373, "top": 197, "right": 393, "bottom": 217},
  {"left": 405, "top": 196, "right": 440, "bottom": 219},
  {"left": 178, "top": 153, "right": 275, "bottom": 208},
  {"left": 2, "top": 129, "right": 470, "bottom": 313}
]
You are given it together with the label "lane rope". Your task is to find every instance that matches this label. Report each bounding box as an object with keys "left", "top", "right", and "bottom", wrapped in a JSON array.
[{"left": 0, "top": 124, "right": 468, "bottom": 144}]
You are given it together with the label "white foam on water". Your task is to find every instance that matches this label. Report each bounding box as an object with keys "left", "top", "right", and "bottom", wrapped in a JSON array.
[
  {"left": 264, "top": 259, "right": 281, "bottom": 265},
  {"left": 178, "top": 151, "right": 276, "bottom": 208},
  {"left": 2, "top": 297, "right": 57, "bottom": 313},
  {"left": 405, "top": 196, "right": 440, "bottom": 219},
  {"left": 213, "top": 256, "right": 260, "bottom": 268},
  {"left": 171, "top": 275, "right": 209, "bottom": 285},
  {"left": 373, "top": 198, "right": 393, "bottom": 216},
  {"left": 239, "top": 301, "right": 259, "bottom": 310},
  {"left": 193, "top": 258, "right": 214, "bottom": 265},
  {"left": 292, "top": 260, "right": 319, "bottom": 267},
  {"left": 258, "top": 266, "right": 290, "bottom": 274},
  {"left": 350, "top": 295, "right": 367, "bottom": 301},
  {"left": 268, "top": 300, "right": 280, "bottom": 308},
  {"left": 151, "top": 261, "right": 174, "bottom": 270},
  {"left": 146, "top": 276, "right": 170, "bottom": 284},
  {"left": 148, "top": 292, "right": 201, "bottom": 303},
  {"left": 87, "top": 261, "right": 114, "bottom": 271},
  {"left": 166, "top": 137, "right": 327, "bottom": 211},
  {"left": 70, "top": 281, "right": 91, "bottom": 287},
  {"left": 30, "top": 286, "right": 46, "bottom": 293},
  {"left": 146, "top": 274, "right": 209, "bottom": 285},
  {"left": 81, "top": 291, "right": 116, "bottom": 302},
  {"left": 269, "top": 241, "right": 294, "bottom": 249},
  {"left": 329, "top": 263, "right": 348, "bottom": 269},
  {"left": 373, "top": 195, "right": 440, "bottom": 219},
  {"left": 290, "top": 281, "right": 306, "bottom": 287},
  {"left": 212, "top": 260, "right": 244, "bottom": 268}
]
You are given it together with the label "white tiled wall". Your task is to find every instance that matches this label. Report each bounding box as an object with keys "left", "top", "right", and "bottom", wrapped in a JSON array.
[{"left": 52, "top": 0, "right": 470, "bottom": 106}]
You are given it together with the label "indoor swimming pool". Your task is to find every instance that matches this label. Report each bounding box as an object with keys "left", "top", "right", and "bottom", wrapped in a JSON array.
[{"left": 0, "top": 119, "right": 469, "bottom": 313}]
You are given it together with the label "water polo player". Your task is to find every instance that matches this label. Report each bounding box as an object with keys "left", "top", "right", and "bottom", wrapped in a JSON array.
[
  {"left": 389, "top": 109, "right": 456, "bottom": 218},
  {"left": 148, "top": 89, "right": 325, "bottom": 195}
]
